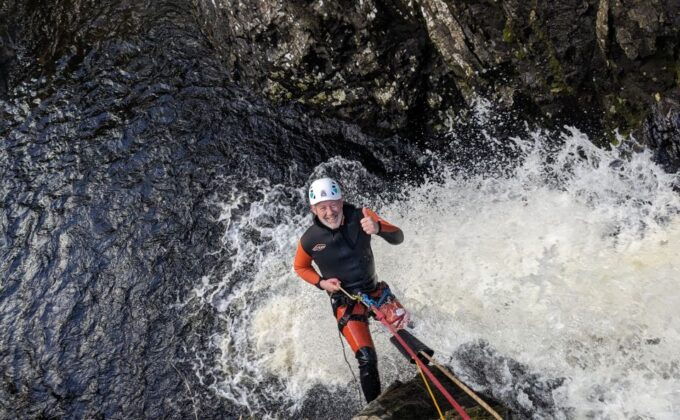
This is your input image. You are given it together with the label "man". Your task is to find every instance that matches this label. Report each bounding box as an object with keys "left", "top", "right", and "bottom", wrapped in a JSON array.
[{"left": 292, "top": 177, "right": 404, "bottom": 403}]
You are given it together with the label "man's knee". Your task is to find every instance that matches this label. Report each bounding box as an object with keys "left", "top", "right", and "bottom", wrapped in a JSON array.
[{"left": 355, "top": 346, "right": 378, "bottom": 369}]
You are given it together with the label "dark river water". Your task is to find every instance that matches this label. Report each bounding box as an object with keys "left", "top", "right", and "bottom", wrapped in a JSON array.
[{"left": 0, "top": 1, "right": 436, "bottom": 418}]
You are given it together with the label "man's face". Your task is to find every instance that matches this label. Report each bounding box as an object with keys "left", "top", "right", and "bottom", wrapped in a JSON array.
[{"left": 312, "top": 199, "right": 343, "bottom": 229}]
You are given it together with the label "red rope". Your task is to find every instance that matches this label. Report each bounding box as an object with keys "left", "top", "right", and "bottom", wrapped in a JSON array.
[{"left": 371, "top": 306, "right": 471, "bottom": 420}]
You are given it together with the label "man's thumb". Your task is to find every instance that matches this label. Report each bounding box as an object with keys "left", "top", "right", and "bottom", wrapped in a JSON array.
[{"left": 362, "top": 207, "right": 370, "bottom": 218}]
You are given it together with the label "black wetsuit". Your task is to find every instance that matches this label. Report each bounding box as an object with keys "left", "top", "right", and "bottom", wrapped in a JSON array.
[{"left": 297, "top": 202, "right": 403, "bottom": 293}]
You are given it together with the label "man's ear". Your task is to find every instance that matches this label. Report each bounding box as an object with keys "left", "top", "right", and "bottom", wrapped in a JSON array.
[{"left": 310, "top": 205, "right": 317, "bottom": 216}]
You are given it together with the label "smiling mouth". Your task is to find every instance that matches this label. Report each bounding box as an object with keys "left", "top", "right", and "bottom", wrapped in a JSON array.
[{"left": 324, "top": 214, "right": 340, "bottom": 224}]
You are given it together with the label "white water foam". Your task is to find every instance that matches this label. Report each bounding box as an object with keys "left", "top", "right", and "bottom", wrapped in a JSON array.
[
  {"left": 194, "top": 125, "right": 680, "bottom": 418},
  {"left": 376, "top": 127, "right": 680, "bottom": 419}
]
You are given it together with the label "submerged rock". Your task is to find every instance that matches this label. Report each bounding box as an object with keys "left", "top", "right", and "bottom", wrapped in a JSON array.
[
  {"left": 354, "top": 339, "right": 570, "bottom": 419},
  {"left": 353, "top": 369, "right": 510, "bottom": 420}
]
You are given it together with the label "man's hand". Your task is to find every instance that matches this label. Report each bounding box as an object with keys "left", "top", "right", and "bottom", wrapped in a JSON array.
[
  {"left": 361, "top": 208, "right": 379, "bottom": 235},
  {"left": 320, "top": 277, "right": 342, "bottom": 292}
]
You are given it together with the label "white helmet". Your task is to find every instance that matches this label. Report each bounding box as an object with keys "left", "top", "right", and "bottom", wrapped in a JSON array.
[{"left": 309, "top": 178, "right": 342, "bottom": 205}]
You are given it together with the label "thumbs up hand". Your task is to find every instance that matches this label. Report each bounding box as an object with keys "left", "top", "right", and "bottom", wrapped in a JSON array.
[{"left": 361, "top": 208, "right": 380, "bottom": 235}]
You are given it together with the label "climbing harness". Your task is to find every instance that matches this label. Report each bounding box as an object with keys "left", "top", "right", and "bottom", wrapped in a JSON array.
[
  {"left": 339, "top": 286, "right": 503, "bottom": 420},
  {"left": 357, "top": 284, "right": 409, "bottom": 330},
  {"left": 335, "top": 299, "right": 367, "bottom": 331}
]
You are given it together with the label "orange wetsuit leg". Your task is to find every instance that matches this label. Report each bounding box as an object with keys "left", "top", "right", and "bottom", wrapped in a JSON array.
[{"left": 335, "top": 303, "right": 374, "bottom": 353}]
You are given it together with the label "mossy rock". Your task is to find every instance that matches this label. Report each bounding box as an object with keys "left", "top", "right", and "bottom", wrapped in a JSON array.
[
  {"left": 444, "top": 404, "right": 509, "bottom": 419},
  {"left": 353, "top": 368, "right": 510, "bottom": 420},
  {"left": 502, "top": 19, "right": 515, "bottom": 44}
]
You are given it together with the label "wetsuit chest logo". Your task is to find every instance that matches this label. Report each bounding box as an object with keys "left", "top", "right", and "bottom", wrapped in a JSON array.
[{"left": 312, "top": 243, "right": 327, "bottom": 252}]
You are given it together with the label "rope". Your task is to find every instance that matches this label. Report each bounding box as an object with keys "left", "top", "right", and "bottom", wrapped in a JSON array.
[
  {"left": 419, "top": 351, "right": 503, "bottom": 420},
  {"left": 338, "top": 287, "right": 471, "bottom": 420},
  {"left": 332, "top": 294, "right": 363, "bottom": 406},
  {"left": 417, "top": 362, "right": 445, "bottom": 420},
  {"left": 338, "top": 286, "right": 502, "bottom": 419},
  {"left": 338, "top": 329, "right": 363, "bottom": 406}
]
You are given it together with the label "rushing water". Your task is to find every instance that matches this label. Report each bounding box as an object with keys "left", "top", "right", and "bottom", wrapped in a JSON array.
[
  {"left": 2, "top": 1, "right": 680, "bottom": 418},
  {"left": 188, "top": 105, "right": 680, "bottom": 419}
]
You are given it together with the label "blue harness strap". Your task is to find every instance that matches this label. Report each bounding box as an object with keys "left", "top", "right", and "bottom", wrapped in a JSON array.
[
  {"left": 376, "top": 286, "right": 394, "bottom": 306},
  {"left": 359, "top": 286, "right": 394, "bottom": 308}
]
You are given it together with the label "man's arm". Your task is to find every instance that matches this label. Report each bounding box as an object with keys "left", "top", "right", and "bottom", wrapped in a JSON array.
[
  {"left": 293, "top": 241, "right": 342, "bottom": 292},
  {"left": 361, "top": 208, "right": 404, "bottom": 244},
  {"left": 293, "top": 241, "right": 323, "bottom": 288}
]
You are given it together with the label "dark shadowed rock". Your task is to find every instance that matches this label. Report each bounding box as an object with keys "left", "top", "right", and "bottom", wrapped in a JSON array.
[
  {"left": 3, "top": 0, "right": 679, "bottom": 151},
  {"left": 353, "top": 364, "right": 510, "bottom": 420},
  {"left": 192, "top": 0, "right": 679, "bottom": 155},
  {"left": 353, "top": 340, "right": 570, "bottom": 419},
  {"left": 643, "top": 103, "right": 680, "bottom": 172},
  {"left": 196, "top": 0, "right": 466, "bottom": 139}
]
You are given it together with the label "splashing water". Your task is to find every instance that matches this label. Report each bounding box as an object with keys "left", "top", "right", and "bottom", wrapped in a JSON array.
[
  {"left": 193, "top": 126, "right": 680, "bottom": 418},
  {"left": 382, "top": 127, "right": 680, "bottom": 418}
]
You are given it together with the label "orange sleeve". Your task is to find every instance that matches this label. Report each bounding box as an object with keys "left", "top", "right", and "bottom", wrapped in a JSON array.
[
  {"left": 363, "top": 208, "right": 399, "bottom": 232},
  {"left": 363, "top": 208, "right": 404, "bottom": 244},
  {"left": 293, "top": 241, "right": 322, "bottom": 286}
]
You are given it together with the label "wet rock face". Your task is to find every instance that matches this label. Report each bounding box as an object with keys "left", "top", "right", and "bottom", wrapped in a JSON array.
[
  {"left": 198, "top": 0, "right": 466, "bottom": 138},
  {"left": 3, "top": 0, "right": 679, "bottom": 146},
  {"left": 195, "top": 0, "right": 679, "bottom": 151},
  {"left": 594, "top": 0, "right": 679, "bottom": 134},
  {"left": 0, "top": 30, "right": 14, "bottom": 96},
  {"left": 414, "top": 0, "right": 679, "bottom": 140},
  {"left": 643, "top": 106, "right": 680, "bottom": 172}
]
